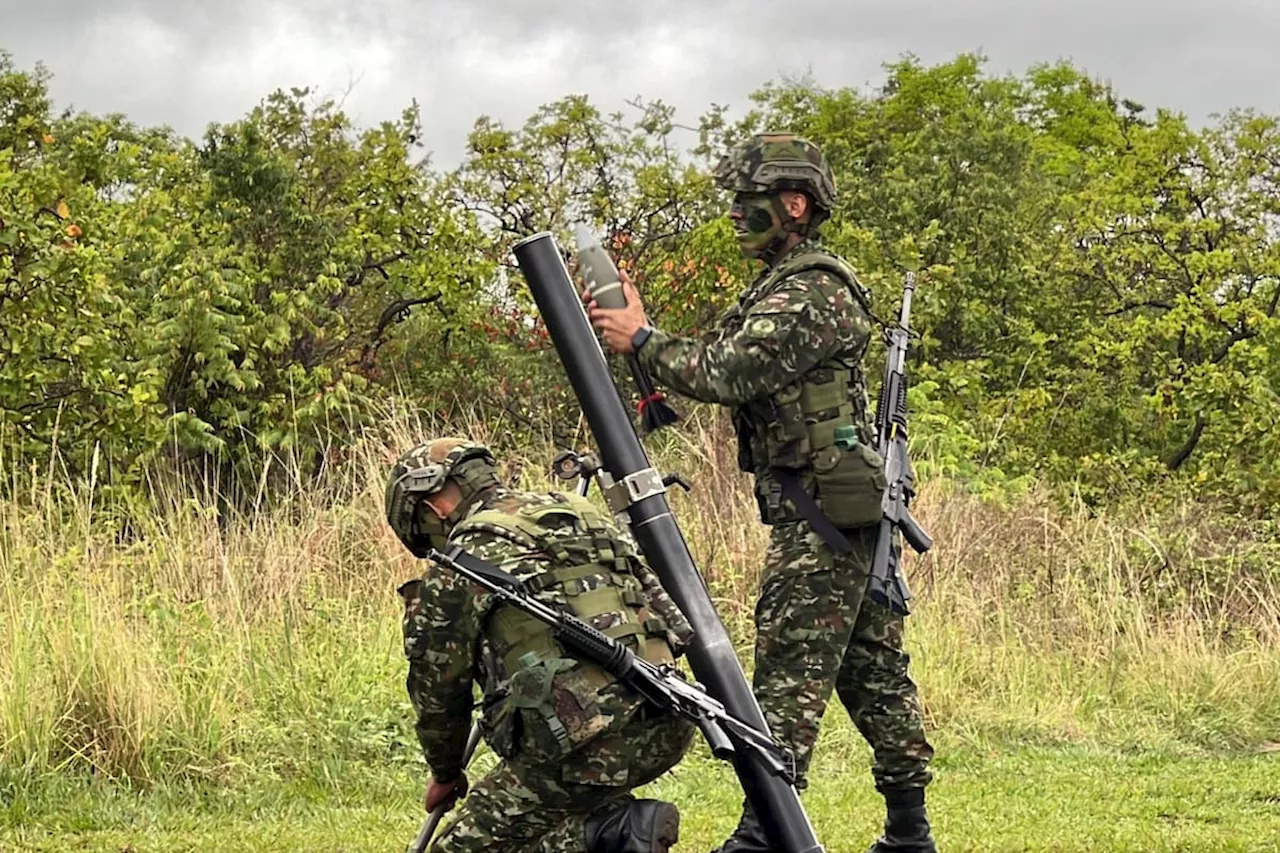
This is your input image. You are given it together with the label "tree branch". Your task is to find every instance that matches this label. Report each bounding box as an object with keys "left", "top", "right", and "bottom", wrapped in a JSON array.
[
  {"left": 1165, "top": 411, "right": 1206, "bottom": 470},
  {"left": 1101, "top": 299, "right": 1174, "bottom": 316},
  {"left": 360, "top": 293, "right": 447, "bottom": 369}
]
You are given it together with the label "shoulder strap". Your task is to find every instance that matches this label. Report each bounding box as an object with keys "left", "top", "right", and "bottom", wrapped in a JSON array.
[
  {"left": 453, "top": 508, "right": 545, "bottom": 550},
  {"left": 454, "top": 493, "right": 613, "bottom": 566},
  {"left": 761, "top": 250, "right": 872, "bottom": 311}
]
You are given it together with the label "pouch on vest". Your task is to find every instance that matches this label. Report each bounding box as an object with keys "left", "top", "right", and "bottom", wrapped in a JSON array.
[
  {"left": 811, "top": 438, "right": 888, "bottom": 529},
  {"left": 794, "top": 357, "right": 886, "bottom": 529},
  {"left": 479, "top": 688, "right": 521, "bottom": 759},
  {"left": 507, "top": 653, "right": 625, "bottom": 766}
]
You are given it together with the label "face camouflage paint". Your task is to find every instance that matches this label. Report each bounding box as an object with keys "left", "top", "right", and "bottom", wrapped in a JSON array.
[{"left": 732, "top": 192, "right": 786, "bottom": 258}]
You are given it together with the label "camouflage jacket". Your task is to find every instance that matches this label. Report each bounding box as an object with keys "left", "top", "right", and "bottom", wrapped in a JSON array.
[
  {"left": 637, "top": 238, "right": 874, "bottom": 493},
  {"left": 397, "top": 487, "right": 694, "bottom": 781}
]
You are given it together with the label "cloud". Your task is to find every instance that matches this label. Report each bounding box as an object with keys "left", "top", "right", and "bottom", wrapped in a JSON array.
[{"left": 4, "top": 0, "right": 1279, "bottom": 168}]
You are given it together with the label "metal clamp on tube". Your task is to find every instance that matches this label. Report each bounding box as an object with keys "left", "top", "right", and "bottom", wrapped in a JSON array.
[
  {"left": 597, "top": 467, "right": 666, "bottom": 517},
  {"left": 512, "top": 230, "right": 825, "bottom": 853}
]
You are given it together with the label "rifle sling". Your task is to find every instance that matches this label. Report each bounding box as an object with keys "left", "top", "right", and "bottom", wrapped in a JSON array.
[
  {"left": 433, "top": 544, "right": 798, "bottom": 783},
  {"left": 443, "top": 544, "right": 528, "bottom": 590},
  {"left": 773, "top": 469, "right": 854, "bottom": 554}
]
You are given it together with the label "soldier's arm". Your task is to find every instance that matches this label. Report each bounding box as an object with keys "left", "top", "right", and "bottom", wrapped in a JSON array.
[
  {"left": 402, "top": 533, "right": 493, "bottom": 781},
  {"left": 637, "top": 270, "right": 867, "bottom": 405}
]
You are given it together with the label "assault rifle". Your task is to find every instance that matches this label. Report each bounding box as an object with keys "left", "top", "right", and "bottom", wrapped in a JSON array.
[
  {"left": 867, "top": 271, "right": 934, "bottom": 616},
  {"left": 424, "top": 544, "right": 796, "bottom": 782}
]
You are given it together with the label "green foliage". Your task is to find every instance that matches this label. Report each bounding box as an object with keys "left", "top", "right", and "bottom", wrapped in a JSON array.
[
  {"left": 139, "top": 86, "right": 487, "bottom": 485},
  {"left": 415, "top": 94, "right": 736, "bottom": 441},
  {"left": 0, "top": 54, "right": 136, "bottom": 479},
  {"left": 720, "top": 54, "right": 1280, "bottom": 512},
  {"left": 4, "top": 47, "right": 1280, "bottom": 511},
  {"left": 6, "top": 738, "right": 1280, "bottom": 852},
  {"left": 2, "top": 420, "right": 1278, "bottom": 850},
  {"left": 0, "top": 54, "right": 490, "bottom": 495}
]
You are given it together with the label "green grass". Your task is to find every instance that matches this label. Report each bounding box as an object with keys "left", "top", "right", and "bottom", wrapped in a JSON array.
[{"left": 3, "top": 729, "right": 1277, "bottom": 852}]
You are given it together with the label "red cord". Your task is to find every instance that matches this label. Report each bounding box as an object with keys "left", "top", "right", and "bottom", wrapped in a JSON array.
[{"left": 637, "top": 393, "right": 665, "bottom": 415}]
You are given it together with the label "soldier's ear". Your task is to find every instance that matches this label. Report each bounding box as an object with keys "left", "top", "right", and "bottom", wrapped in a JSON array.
[
  {"left": 423, "top": 481, "right": 462, "bottom": 518},
  {"left": 781, "top": 190, "right": 810, "bottom": 221}
]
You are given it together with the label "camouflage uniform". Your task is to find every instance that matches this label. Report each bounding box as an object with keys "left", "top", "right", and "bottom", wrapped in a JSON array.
[
  {"left": 636, "top": 237, "right": 933, "bottom": 790},
  {"left": 632, "top": 133, "right": 935, "bottom": 851},
  {"left": 390, "top": 442, "right": 695, "bottom": 853}
]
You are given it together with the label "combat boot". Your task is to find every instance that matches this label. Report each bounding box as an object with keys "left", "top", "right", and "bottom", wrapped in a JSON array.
[
  {"left": 585, "top": 798, "right": 680, "bottom": 853},
  {"left": 867, "top": 788, "right": 936, "bottom": 853},
  {"left": 708, "top": 800, "right": 771, "bottom": 853}
]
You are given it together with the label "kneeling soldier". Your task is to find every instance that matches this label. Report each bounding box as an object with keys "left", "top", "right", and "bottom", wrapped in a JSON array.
[{"left": 386, "top": 437, "right": 696, "bottom": 853}]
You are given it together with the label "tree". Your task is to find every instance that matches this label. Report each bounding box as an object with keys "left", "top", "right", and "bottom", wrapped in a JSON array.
[
  {"left": 0, "top": 55, "right": 492, "bottom": 497},
  {"left": 420, "top": 94, "right": 739, "bottom": 442},
  {"left": 703, "top": 55, "right": 1280, "bottom": 510}
]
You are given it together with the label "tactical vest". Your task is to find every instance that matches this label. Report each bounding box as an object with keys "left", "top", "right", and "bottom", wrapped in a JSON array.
[
  {"left": 453, "top": 492, "right": 676, "bottom": 764},
  {"left": 730, "top": 249, "right": 888, "bottom": 530}
]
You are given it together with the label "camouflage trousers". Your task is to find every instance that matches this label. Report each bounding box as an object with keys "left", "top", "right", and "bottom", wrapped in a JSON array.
[
  {"left": 752, "top": 520, "right": 934, "bottom": 793},
  {"left": 430, "top": 708, "right": 694, "bottom": 852}
]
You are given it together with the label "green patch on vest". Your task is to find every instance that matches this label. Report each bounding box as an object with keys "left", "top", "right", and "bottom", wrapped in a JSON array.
[{"left": 746, "top": 315, "right": 777, "bottom": 337}]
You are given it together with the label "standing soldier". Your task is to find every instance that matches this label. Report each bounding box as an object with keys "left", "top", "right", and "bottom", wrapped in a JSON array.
[
  {"left": 587, "top": 132, "right": 938, "bottom": 853},
  {"left": 385, "top": 437, "right": 696, "bottom": 852}
]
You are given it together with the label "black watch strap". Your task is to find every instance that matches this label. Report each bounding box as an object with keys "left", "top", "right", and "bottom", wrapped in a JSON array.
[{"left": 631, "top": 325, "right": 654, "bottom": 352}]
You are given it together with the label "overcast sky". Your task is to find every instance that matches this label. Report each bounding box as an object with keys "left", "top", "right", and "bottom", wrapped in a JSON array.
[{"left": 5, "top": 0, "right": 1280, "bottom": 169}]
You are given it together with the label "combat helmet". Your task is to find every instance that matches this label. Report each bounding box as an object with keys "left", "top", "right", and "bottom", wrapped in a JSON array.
[
  {"left": 713, "top": 131, "right": 838, "bottom": 225},
  {"left": 385, "top": 437, "right": 501, "bottom": 556}
]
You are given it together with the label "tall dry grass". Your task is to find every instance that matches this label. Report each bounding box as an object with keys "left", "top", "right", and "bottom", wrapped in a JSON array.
[
  {"left": 2, "top": 402, "right": 1277, "bottom": 790},
  {"left": 660, "top": 410, "right": 1280, "bottom": 753}
]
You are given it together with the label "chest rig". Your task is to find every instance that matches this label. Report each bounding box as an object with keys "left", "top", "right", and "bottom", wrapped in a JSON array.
[
  {"left": 454, "top": 492, "right": 675, "bottom": 761},
  {"left": 726, "top": 248, "right": 887, "bottom": 533}
]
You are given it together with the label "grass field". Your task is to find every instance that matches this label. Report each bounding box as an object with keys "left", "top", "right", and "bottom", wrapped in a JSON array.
[
  {"left": 3, "top": 409, "right": 1279, "bottom": 851},
  {"left": 4, "top": 729, "right": 1278, "bottom": 851}
]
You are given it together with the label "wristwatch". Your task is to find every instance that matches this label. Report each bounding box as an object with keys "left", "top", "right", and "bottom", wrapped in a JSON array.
[{"left": 631, "top": 324, "right": 654, "bottom": 353}]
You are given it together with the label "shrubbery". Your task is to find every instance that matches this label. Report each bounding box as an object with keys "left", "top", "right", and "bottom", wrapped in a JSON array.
[{"left": 4, "top": 48, "right": 1280, "bottom": 515}]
